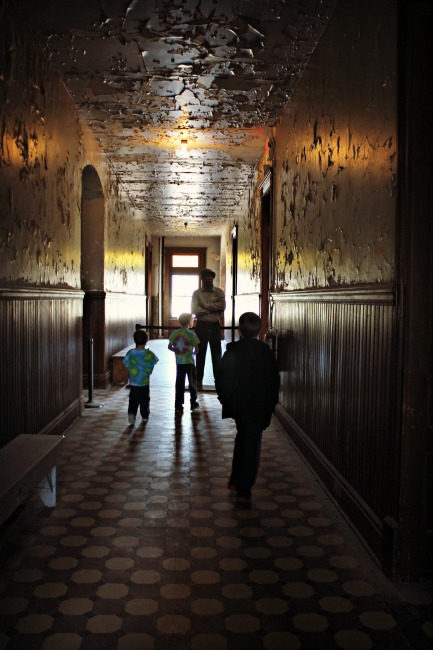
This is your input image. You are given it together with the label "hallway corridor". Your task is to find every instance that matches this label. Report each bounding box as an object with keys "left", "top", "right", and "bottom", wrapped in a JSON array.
[{"left": 0, "top": 340, "right": 432, "bottom": 650}]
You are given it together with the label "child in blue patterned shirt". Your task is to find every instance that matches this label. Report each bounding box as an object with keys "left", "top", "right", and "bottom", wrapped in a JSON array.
[
  {"left": 168, "top": 313, "right": 200, "bottom": 414},
  {"left": 123, "top": 329, "right": 159, "bottom": 426}
]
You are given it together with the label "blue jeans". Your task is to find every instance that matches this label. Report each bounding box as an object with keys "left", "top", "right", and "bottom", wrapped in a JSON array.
[{"left": 175, "top": 363, "right": 198, "bottom": 407}]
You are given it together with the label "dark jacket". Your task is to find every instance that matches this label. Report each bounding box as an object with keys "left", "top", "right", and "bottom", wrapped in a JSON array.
[{"left": 215, "top": 338, "right": 280, "bottom": 429}]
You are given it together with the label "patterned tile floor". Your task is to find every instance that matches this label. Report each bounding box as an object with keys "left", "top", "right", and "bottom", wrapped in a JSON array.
[{"left": 0, "top": 340, "right": 432, "bottom": 650}]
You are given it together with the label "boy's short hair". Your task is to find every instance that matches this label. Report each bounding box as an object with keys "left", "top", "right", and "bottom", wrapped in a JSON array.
[
  {"left": 133, "top": 329, "right": 148, "bottom": 345},
  {"left": 178, "top": 312, "right": 192, "bottom": 327},
  {"left": 239, "top": 312, "right": 262, "bottom": 339}
]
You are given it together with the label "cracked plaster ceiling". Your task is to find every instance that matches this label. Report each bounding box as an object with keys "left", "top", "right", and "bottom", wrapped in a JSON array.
[{"left": 15, "top": 0, "right": 337, "bottom": 235}]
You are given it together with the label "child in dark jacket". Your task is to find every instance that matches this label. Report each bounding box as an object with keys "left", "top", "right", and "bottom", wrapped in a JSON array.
[{"left": 215, "top": 312, "right": 280, "bottom": 502}]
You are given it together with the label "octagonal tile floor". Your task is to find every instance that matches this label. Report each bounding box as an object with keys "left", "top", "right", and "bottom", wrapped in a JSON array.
[{"left": 0, "top": 340, "right": 431, "bottom": 650}]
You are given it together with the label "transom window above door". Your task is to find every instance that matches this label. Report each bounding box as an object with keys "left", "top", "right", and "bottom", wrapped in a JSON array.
[{"left": 172, "top": 254, "right": 199, "bottom": 268}]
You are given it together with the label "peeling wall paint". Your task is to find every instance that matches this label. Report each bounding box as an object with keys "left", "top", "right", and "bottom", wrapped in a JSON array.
[
  {"left": 272, "top": 1, "right": 397, "bottom": 290},
  {"left": 0, "top": 8, "right": 148, "bottom": 294},
  {"left": 104, "top": 175, "right": 147, "bottom": 295},
  {"left": 224, "top": 0, "right": 397, "bottom": 319}
]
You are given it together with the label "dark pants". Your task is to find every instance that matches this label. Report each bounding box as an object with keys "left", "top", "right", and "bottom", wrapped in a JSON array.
[
  {"left": 175, "top": 363, "right": 198, "bottom": 407},
  {"left": 195, "top": 320, "right": 222, "bottom": 384},
  {"left": 128, "top": 385, "right": 150, "bottom": 419},
  {"left": 230, "top": 419, "right": 263, "bottom": 498}
]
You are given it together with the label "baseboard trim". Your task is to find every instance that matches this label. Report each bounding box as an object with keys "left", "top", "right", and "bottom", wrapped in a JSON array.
[
  {"left": 274, "top": 404, "right": 389, "bottom": 570},
  {"left": 38, "top": 396, "right": 84, "bottom": 437}
]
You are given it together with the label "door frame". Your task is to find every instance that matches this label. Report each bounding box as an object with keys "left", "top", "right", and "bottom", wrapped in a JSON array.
[
  {"left": 260, "top": 169, "right": 273, "bottom": 335},
  {"left": 163, "top": 247, "right": 206, "bottom": 330}
]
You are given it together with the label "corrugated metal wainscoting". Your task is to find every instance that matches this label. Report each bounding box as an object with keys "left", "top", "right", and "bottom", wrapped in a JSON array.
[
  {"left": 272, "top": 284, "right": 398, "bottom": 568},
  {"left": 0, "top": 287, "right": 84, "bottom": 447}
]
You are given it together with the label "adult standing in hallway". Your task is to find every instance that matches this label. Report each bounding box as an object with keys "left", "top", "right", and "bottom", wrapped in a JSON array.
[{"left": 191, "top": 268, "right": 226, "bottom": 388}]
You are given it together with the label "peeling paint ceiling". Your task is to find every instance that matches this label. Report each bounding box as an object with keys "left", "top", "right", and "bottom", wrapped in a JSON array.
[{"left": 15, "top": 0, "right": 337, "bottom": 235}]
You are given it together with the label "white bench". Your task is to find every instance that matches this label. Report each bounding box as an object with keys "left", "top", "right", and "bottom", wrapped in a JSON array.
[{"left": 0, "top": 434, "right": 64, "bottom": 526}]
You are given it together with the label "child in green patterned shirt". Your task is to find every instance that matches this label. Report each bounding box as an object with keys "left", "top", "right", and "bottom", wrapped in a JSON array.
[
  {"left": 123, "top": 329, "right": 159, "bottom": 426},
  {"left": 168, "top": 313, "right": 200, "bottom": 414}
]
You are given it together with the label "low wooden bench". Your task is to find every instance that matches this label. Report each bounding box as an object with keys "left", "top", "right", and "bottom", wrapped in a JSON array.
[
  {"left": 0, "top": 434, "right": 64, "bottom": 526},
  {"left": 112, "top": 344, "right": 134, "bottom": 384}
]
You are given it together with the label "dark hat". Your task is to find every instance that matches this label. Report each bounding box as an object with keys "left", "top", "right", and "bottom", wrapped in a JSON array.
[{"left": 200, "top": 268, "right": 216, "bottom": 278}]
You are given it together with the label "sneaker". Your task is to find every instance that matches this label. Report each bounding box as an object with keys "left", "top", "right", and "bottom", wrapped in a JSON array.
[
  {"left": 128, "top": 413, "right": 136, "bottom": 425},
  {"left": 191, "top": 402, "right": 200, "bottom": 411}
]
